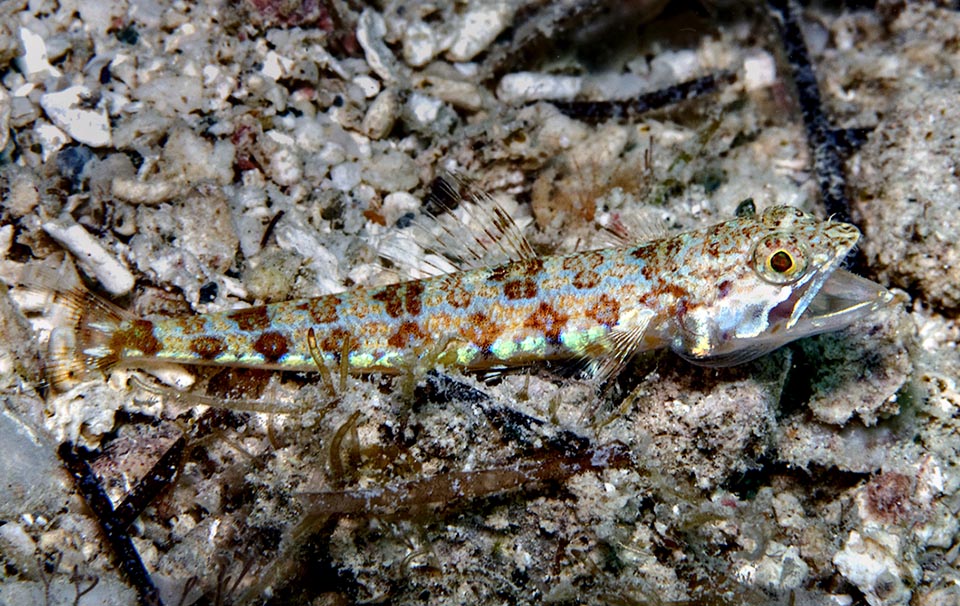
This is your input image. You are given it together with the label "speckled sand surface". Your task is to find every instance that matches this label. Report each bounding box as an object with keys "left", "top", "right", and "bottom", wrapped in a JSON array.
[{"left": 0, "top": 1, "right": 959, "bottom": 605}]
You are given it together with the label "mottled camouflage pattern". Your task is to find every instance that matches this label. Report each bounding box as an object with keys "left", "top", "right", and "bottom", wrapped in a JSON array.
[{"left": 86, "top": 206, "right": 889, "bottom": 379}]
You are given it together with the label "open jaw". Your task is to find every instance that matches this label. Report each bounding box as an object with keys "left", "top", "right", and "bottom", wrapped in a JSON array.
[
  {"left": 790, "top": 268, "right": 894, "bottom": 340},
  {"left": 693, "top": 267, "right": 894, "bottom": 367},
  {"left": 678, "top": 263, "right": 893, "bottom": 368}
]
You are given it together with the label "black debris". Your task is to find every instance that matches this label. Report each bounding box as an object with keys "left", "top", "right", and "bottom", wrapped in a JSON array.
[
  {"left": 59, "top": 442, "right": 164, "bottom": 606},
  {"left": 766, "top": 0, "right": 853, "bottom": 224},
  {"left": 549, "top": 71, "right": 736, "bottom": 124},
  {"left": 112, "top": 436, "right": 186, "bottom": 530}
]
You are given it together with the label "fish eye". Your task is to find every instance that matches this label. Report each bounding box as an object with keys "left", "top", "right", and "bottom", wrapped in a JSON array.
[
  {"left": 769, "top": 250, "right": 794, "bottom": 273},
  {"left": 752, "top": 234, "right": 808, "bottom": 284}
]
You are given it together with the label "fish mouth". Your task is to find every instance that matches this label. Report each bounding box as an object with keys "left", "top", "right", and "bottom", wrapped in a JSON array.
[
  {"left": 676, "top": 264, "right": 892, "bottom": 368},
  {"left": 790, "top": 268, "right": 894, "bottom": 340}
]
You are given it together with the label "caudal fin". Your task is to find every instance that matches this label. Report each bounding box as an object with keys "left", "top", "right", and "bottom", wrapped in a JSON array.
[{"left": 20, "top": 268, "right": 131, "bottom": 390}]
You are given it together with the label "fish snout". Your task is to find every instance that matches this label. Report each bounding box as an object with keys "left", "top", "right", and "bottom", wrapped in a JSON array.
[{"left": 824, "top": 222, "right": 861, "bottom": 247}]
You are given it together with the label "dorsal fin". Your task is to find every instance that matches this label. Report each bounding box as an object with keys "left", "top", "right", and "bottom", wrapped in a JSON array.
[
  {"left": 589, "top": 215, "right": 668, "bottom": 250},
  {"left": 594, "top": 201, "right": 671, "bottom": 248},
  {"left": 379, "top": 173, "right": 536, "bottom": 278}
]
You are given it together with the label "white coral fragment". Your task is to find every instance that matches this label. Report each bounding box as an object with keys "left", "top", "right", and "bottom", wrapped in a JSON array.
[
  {"left": 40, "top": 85, "right": 112, "bottom": 147},
  {"left": 834, "top": 531, "right": 913, "bottom": 606},
  {"left": 447, "top": 4, "right": 514, "bottom": 62},
  {"left": 42, "top": 215, "right": 135, "bottom": 295},
  {"left": 16, "top": 27, "right": 62, "bottom": 79}
]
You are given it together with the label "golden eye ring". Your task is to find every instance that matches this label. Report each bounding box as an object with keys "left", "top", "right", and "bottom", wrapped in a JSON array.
[{"left": 768, "top": 249, "right": 794, "bottom": 274}]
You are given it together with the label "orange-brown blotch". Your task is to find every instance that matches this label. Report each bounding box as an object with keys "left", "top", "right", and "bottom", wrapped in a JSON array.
[
  {"left": 524, "top": 302, "right": 569, "bottom": 342},
  {"left": 229, "top": 306, "right": 271, "bottom": 331},
  {"left": 387, "top": 321, "right": 427, "bottom": 349},
  {"left": 462, "top": 312, "right": 498, "bottom": 351},
  {"left": 253, "top": 331, "right": 289, "bottom": 361},
  {"left": 112, "top": 319, "right": 162, "bottom": 356},
  {"left": 190, "top": 335, "right": 227, "bottom": 359},
  {"left": 503, "top": 278, "right": 538, "bottom": 300},
  {"left": 586, "top": 294, "right": 620, "bottom": 327},
  {"left": 305, "top": 295, "right": 340, "bottom": 324}
]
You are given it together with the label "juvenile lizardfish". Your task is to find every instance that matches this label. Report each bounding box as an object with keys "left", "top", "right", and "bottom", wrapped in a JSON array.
[{"left": 43, "top": 205, "right": 892, "bottom": 389}]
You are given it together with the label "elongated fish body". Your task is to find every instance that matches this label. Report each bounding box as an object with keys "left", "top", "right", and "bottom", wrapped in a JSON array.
[{"left": 47, "top": 206, "right": 892, "bottom": 388}]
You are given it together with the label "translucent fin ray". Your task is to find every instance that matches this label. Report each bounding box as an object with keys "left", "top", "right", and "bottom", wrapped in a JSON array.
[
  {"left": 380, "top": 173, "right": 536, "bottom": 277},
  {"left": 584, "top": 310, "right": 655, "bottom": 385},
  {"left": 19, "top": 266, "right": 132, "bottom": 390}
]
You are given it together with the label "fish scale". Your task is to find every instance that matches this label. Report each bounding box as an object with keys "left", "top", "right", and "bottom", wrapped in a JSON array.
[{"left": 43, "top": 205, "right": 892, "bottom": 389}]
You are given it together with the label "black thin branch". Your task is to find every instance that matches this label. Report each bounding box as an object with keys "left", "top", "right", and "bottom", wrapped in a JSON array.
[
  {"left": 549, "top": 71, "right": 736, "bottom": 123},
  {"left": 766, "top": 0, "right": 853, "bottom": 224},
  {"left": 113, "top": 436, "right": 186, "bottom": 530},
  {"left": 59, "top": 442, "right": 164, "bottom": 606}
]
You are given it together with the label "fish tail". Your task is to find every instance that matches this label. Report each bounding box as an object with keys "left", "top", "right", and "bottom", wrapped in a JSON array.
[{"left": 21, "top": 268, "right": 131, "bottom": 390}]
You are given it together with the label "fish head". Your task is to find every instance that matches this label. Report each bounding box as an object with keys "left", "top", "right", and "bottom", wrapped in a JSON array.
[{"left": 672, "top": 206, "right": 893, "bottom": 366}]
